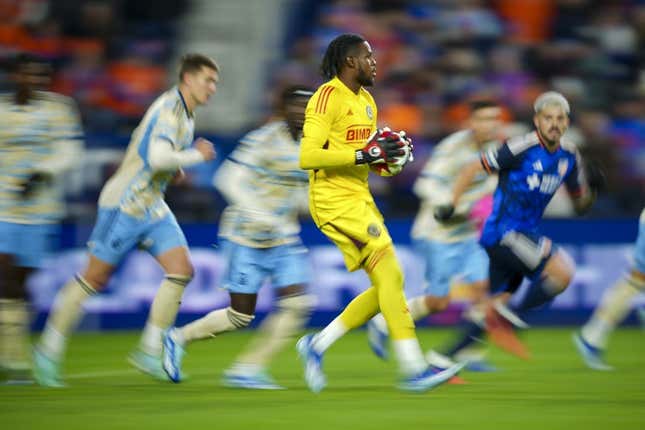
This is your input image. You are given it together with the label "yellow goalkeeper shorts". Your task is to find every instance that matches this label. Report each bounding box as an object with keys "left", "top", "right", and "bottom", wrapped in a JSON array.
[{"left": 319, "top": 200, "right": 393, "bottom": 272}]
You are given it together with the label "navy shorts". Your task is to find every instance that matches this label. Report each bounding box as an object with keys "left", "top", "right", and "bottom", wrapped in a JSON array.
[{"left": 485, "top": 230, "right": 554, "bottom": 294}]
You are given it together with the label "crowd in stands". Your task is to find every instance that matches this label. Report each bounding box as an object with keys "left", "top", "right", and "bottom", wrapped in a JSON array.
[
  {"left": 1, "top": 0, "right": 642, "bottom": 220},
  {"left": 278, "top": 0, "right": 644, "bottom": 216},
  {"left": 0, "top": 0, "right": 187, "bottom": 131}
]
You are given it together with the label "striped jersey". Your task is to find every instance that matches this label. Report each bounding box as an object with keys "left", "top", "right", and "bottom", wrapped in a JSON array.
[
  {"left": 411, "top": 130, "right": 497, "bottom": 243},
  {"left": 480, "top": 131, "right": 584, "bottom": 246},
  {"left": 216, "top": 121, "right": 308, "bottom": 248},
  {"left": 299, "top": 77, "right": 378, "bottom": 226},
  {"left": 0, "top": 91, "right": 83, "bottom": 224},
  {"left": 98, "top": 87, "right": 194, "bottom": 220}
]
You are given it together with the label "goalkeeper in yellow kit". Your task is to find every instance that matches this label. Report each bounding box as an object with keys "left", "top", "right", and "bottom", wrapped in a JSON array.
[{"left": 296, "top": 33, "right": 464, "bottom": 393}]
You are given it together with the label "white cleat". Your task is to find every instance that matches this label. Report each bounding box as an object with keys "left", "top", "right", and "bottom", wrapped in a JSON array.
[
  {"left": 33, "top": 347, "right": 65, "bottom": 388},
  {"left": 573, "top": 332, "right": 613, "bottom": 371},
  {"left": 367, "top": 319, "right": 389, "bottom": 360},
  {"left": 296, "top": 334, "right": 326, "bottom": 393},
  {"left": 162, "top": 328, "right": 186, "bottom": 383},
  {"left": 398, "top": 362, "right": 466, "bottom": 393},
  {"left": 222, "top": 369, "right": 285, "bottom": 390},
  {"left": 128, "top": 349, "right": 170, "bottom": 381}
]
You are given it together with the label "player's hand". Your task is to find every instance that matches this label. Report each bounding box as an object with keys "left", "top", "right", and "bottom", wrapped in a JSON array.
[
  {"left": 396, "top": 130, "right": 414, "bottom": 163},
  {"left": 584, "top": 159, "right": 606, "bottom": 193},
  {"left": 433, "top": 204, "right": 455, "bottom": 222},
  {"left": 355, "top": 129, "right": 406, "bottom": 165},
  {"left": 195, "top": 138, "right": 216, "bottom": 161},
  {"left": 172, "top": 168, "right": 187, "bottom": 185},
  {"left": 20, "top": 172, "right": 51, "bottom": 198}
]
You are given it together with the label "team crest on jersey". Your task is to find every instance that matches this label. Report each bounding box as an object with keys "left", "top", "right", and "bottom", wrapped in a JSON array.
[
  {"left": 366, "top": 105, "right": 373, "bottom": 120},
  {"left": 367, "top": 223, "right": 381, "bottom": 237},
  {"left": 558, "top": 159, "right": 569, "bottom": 177}
]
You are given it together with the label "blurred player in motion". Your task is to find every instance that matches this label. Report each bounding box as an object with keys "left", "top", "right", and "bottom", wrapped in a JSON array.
[
  {"left": 574, "top": 207, "right": 645, "bottom": 370},
  {"left": 294, "top": 33, "right": 463, "bottom": 394},
  {"left": 436, "top": 91, "right": 603, "bottom": 361},
  {"left": 367, "top": 100, "right": 521, "bottom": 371},
  {"left": 33, "top": 54, "right": 218, "bottom": 387},
  {"left": 162, "top": 86, "right": 316, "bottom": 388},
  {"left": 0, "top": 54, "right": 83, "bottom": 384}
]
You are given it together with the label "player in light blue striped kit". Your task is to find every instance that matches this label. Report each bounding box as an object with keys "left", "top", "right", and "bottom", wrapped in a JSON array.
[
  {"left": 575, "top": 208, "right": 645, "bottom": 370},
  {"left": 33, "top": 54, "right": 218, "bottom": 387},
  {"left": 162, "top": 87, "right": 316, "bottom": 389},
  {"left": 0, "top": 54, "right": 83, "bottom": 384}
]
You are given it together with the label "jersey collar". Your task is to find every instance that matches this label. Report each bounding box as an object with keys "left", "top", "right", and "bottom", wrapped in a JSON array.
[
  {"left": 534, "top": 130, "right": 560, "bottom": 153},
  {"left": 176, "top": 87, "right": 194, "bottom": 119},
  {"left": 332, "top": 76, "right": 362, "bottom": 98}
]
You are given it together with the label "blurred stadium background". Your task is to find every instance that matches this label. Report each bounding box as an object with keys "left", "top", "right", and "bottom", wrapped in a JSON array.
[
  {"left": 0, "top": 0, "right": 643, "bottom": 328},
  {"left": 2, "top": 2, "right": 645, "bottom": 429}
]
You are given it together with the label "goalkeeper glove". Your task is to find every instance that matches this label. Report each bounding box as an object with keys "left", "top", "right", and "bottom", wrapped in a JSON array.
[
  {"left": 20, "top": 172, "right": 51, "bottom": 198},
  {"left": 355, "top": 129, "right": 406, "bottom": 165},
  {"left": 397, "top": 130, "right": 414, "bottom": 163},
  {"left": 584, "top": 159, "right": 606, "bottom": 193}
]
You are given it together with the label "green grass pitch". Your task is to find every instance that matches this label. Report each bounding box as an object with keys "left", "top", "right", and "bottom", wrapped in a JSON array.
[{"left": 2, "top": 328, "right": 644, "bottom": 430}]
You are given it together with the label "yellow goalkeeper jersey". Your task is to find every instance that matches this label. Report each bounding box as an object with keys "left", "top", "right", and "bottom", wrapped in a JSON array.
[{"left": 299, "top": 77, "right": 378, "bottom": 226}]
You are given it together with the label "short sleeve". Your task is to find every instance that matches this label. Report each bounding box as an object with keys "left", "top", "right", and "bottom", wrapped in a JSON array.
[{"left": 480, "top": 143, "right": 520, "bottom": 173}]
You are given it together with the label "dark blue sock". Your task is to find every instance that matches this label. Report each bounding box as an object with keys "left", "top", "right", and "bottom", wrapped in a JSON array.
[
  {"left": 443, "top": 321, "right": 485, "bottom": 357},
  {"left": 515, "top": 277, "right": 557, "bottom": 312}
]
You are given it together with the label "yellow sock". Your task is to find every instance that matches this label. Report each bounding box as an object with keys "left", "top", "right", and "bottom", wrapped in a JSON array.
[
  {"left": 368, "top": 247, "right": 416, "bottom": 340},
  {"left": 339, "top": 286, "right": 379, "bottom": 330}
]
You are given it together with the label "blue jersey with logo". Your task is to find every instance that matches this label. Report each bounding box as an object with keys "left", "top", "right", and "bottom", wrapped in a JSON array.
[{"left": 479, "top": 131, "right": 584, "bottom": 246}]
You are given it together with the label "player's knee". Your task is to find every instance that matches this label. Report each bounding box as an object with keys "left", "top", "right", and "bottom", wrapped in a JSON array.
[
  {"left": 470, "top": 281, "right": 489, "bottom": 302},
  {"left": 550, "top": 250, "right": 576, "bottom": 292},
  {"left": 182, "top": 262, "right": 195, "bottom": 280},
  {"left": 168, "top": 262, "right": 194, "bottom": 280},
  {"left": 226, "top": 306, "right": 254, "bottom": 329},
  {"left": 627, "top": 269, "right": 645, "bottom": 292},
  {"left": 165, "top": 273, "right": 193, "bottom": 289},
  {"left": 367, "top": 246, "right": 403, "bottom": 283},
  {"left": 80, "top": 271, "right": 109, "bottom": 291},
  {"left": 382, "top": 249, "right": 404, "bottom": 285},
  {"left": 546, "top": 250, "right": 575, "bottom": 292},
  {"left": 389, "top": 264, "right": 404, "bottom": 287},
  {"left": 278, "top": 293, "right": 317, "bottom": 317},
  {"left": 426, "top": 295, "right": 450, "bottom": 313}
]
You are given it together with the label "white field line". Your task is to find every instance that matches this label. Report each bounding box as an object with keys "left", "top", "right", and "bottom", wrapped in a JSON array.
[{"left": 67, "top": 369, "right": 216, "bottom": 379}]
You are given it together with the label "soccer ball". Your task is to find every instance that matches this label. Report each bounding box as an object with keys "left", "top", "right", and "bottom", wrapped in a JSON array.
[{"left": 369, "top": 130, "right": 412, "bottom": 177}]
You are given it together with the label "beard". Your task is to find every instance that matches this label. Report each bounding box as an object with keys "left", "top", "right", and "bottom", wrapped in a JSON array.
[
  {"left": 539, "top": 128, "right": 561, "bottom": 147},
  {"left": 357, "top": 70, "right": 374, "bottom": 87}
]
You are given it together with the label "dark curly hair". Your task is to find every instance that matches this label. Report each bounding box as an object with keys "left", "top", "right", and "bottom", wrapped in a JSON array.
[{"left": 320, "top": 34, "right": 366, "bottom": 79}]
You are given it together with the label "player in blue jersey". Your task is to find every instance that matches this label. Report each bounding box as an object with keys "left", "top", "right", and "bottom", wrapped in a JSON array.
[
  {"left": 366, "top": 100, "right": 521, "bottom": 371},
  {"left": 434, "top": 92, "right": 604, "bottom": 357},
  {"left": 33, "top": 54, "right": 218, "bottom": 387},
  {"left": 161, "top": 87, "right": 316, "bottom": 388},
  {"left": 574, "top": 208, "right": 645, "bottom": 370},
  {"left": 0, "top": 54, "right": 83, "bottom": 384}
]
